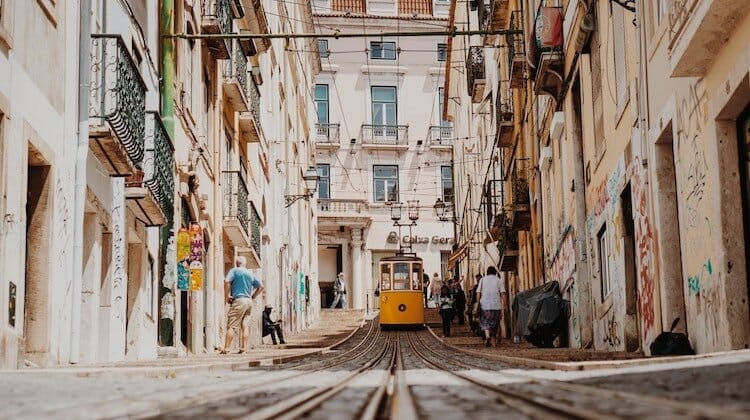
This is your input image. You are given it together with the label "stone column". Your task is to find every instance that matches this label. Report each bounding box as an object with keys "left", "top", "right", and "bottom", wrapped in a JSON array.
[{"left": 351, "top": 228, "right": 364, "bottom": 309}]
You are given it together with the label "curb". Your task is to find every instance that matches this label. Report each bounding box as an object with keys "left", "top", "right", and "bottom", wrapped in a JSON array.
[{"left": 426, "top": 326, "right": 750, "bottom": 371}]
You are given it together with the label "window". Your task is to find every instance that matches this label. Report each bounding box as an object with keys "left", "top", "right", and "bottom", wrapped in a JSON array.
[
  {"left": 598, "top": 226, "right": 611, "bottom": 300},
  {"left": 371, "top": 87, "right": 397, "bottom": 126},
  {"left": 317, "top": 164, "right": 330, "bottom": 199},
  {"left": 370, "top": 41, "right": 396, "bottom": 60},
  {"left": 441, "top": 166, "right": 454, "bottom": 203},
  {"left": 438, "top": 87, "right": 451, "bottom": 127},
  {"left": 314, "top": 84, "right": 329, "bottom": 125},
  {"left": 318, "top": 39, "right": 329, "bottom": 58},
  {"left": 373, "top": 165, "right": 399, "bottom": 202},
  {"left": 612, "top": 5, "right": 628, "bottom": 113},
  {"left": 437, "top": 43, "right": 447, "bottom": 61}
]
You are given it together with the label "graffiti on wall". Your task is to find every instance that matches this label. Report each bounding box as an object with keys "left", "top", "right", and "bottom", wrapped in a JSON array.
[
  {"left": 111, "top": 179, "right": 125, "bottom": 322},
  {"left": 687, "top": 258, "right": 713, "bottom": 295},
  {"left": 630, "top": 157, "right": 658, "bottom": 340},
  {"left": 547, "top": 230, "right": 576, "bottom": 287}
]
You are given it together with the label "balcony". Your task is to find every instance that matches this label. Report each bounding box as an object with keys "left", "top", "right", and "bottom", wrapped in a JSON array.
[
  {"left": 222, "top": 170, "right": 251, "bottom": 249},
  {"left": 507, "top": 10, "right": 525, "bottom": 88},
  {"left": 495, "top": 87, "right": 514, "bottom": 147},
  {"left": 222, "top": 41, "right": 249, "bottom": 114},
  {"left": 315, "top": 123, "right": 341, "bottom": 149},
  {"left": 201, "top": 0, "right": 234, "bottom": 60},
  {"left": 511, "top": 162, "right": 531, "bottom": 231},
  {"left": 360, "top": 124, "right": 409, "bottom": 150},
  {"left": 125, "top": 113, "right": 175, "bottom": 226},
  {"left": 317, "top": 198, "right": 372, "bottom": 229},
  {"left": 498, "top": 223, "right": 519, "bottom": 272},
  {"left": 238, "top": 76, "right": 262, "bottom": 143},
  {"left": 466, "top": 46, "right": 486, "bottom": 103},
  {"left": 479, "top": 0, "right": 511, "bottom": 45},
  {"left": 531, "top": 7, "right": 563, "bottom": 98},
  {"left": 427, "top": 125, "right": 453, "bottom": 149},
  {"left": 88, "top": 34, "right": 146, "bottom": 177},
  {"left": 668, "top": 0, "right": 749, "bottom": 77},
  {"left": 237, "top": 203, "right": 261, "bottom": 268}
]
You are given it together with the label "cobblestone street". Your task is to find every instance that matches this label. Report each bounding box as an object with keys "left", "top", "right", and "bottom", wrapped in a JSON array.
[{"left": 3, "top": 316, "right": 750, "bottom": 419}]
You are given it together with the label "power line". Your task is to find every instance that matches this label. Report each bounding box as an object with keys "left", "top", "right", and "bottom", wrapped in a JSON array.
[{"left": 166, "top": 28, "right": 522, "bottom": 40}]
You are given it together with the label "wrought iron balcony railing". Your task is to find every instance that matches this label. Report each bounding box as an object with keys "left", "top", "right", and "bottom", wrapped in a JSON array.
[
  {"left": 361, "top": 124, "right": 409, "bottom": 145},
  {"left": 224, "top": 41, "right": 248, "bottom": 97},
  {"left": 478, "top": 0, "right": 491, "bottom": 30},
  {"left": 317, "top": 198, "right": 368, "bottom": 213},
  {"left": 466, "top": 46, "right": 486, "bottom": 101},
  {"left": 250, "top": 203, "right": 261, "bottom": 257},
  {"left": 144, "top": 113, "right": 175, "bottom": 220},
  {"left": 316, "top": 123, "right": 340, "bottom": 145},
  {"left": 202, "top": 0, "right": 232, "bottom": 35},
  {"left": 89, "top": 34, "right": 147, "bottom": 169},
  {"left": 507, "top": 10, "right": 526, "bottom": 88},
  {"left": 496, "top": 85, "right": 514, "bottom": 147},
  {"left": 668, "top": 0, "right": 697, "bottom": 46},
  {"left": 247, "top": 76, "right": 261, "bottom": 127},
  {"left": 427, "top": 125, "right": 453, "bottom": 147},
  {"left": 223, "top": 171, "right": 249, "bottom": 236}
]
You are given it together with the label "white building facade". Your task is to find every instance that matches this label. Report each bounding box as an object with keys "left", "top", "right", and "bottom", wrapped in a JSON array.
[{"left": 311, "top": 1, "right": 455, "bottom": 311}]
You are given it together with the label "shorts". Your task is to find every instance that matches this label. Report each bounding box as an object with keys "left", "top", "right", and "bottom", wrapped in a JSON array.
[
  {"left": 480, "top": 310, "right": 501, "bottom": 337},
  {"left": 227, "top": 297, "right": 253, "bottom": 330}
]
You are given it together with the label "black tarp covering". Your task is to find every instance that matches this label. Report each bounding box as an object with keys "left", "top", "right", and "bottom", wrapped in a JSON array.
[{"left": 512, "top": 281, "right": 569, "bottom": 348}]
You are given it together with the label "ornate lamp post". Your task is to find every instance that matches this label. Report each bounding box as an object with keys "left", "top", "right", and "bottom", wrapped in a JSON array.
[
  {"left": 284, "top": 167, "right": 319, "bottom": 207},
  {"left": 390, "top": 200, "right": 420, "bottom": 254}
]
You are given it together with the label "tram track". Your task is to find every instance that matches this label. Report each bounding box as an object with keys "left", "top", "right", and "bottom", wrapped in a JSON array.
[{"left": 411, "top": 329, "right": 747, "bottom": 419}]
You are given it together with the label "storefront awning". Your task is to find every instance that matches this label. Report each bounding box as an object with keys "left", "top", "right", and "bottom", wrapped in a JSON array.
[{"left": 447, "top": 241, "right": 469, "bottom": 270}]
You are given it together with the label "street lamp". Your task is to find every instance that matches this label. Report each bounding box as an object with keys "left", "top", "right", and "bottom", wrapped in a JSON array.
[
  {"left": 407, "top": 200, "right": 420, "bottom": 222},
  {"left": 284, "top": 167, "right": 319, "bottom": 207},
  {"left": 390, "top": 202, "right": 403, "bottom": 222},
  {"left": 433, "top": 198, "right": 447, "bottom": 221}
]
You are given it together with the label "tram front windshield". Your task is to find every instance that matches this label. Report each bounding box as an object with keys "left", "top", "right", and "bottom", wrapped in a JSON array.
[{"left": 393, "top": 263, "right": 410, "bottom": 290}]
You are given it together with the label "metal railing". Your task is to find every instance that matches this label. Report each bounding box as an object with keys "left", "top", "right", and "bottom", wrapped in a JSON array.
[
  {"left": 507, "top": 10, "right": 525, "bottom": 80},
  {"left": 361, "top": 124, "right": 409, "bottom": 145},
  {"left": 478, "top": 0, "right": 491, "bottom": 30},
  {"left": 201, "top": 0, "right": 233, "bottom": 35},
  {"left": 250, "top": 203, "right": 261, "bottom": 257},
  {"left": 143, "top": 113, "right": 175, "bottom": 220},
  {"left": 223, "top": 171, "right": 249, "bottom": 236},
  {"left": 247, "top": 76, "right": 261, "bottom": 127},
  {"left": 89, "top": 34, "right": 147, "bottom": 168},
  {"left": 498, "top": 222, "right": 518, "bottom": 254},
  {"left": 224, "top": 41, "right": 248, "bottom": 97},
  {"left": 316, "top": 123, "right": 340, "bottom": 144},
  {"left": 466, "top": 46, "right": 485, "bottom": 95},
  {"left": 668, "top": 0, "right": 698, "bottom": 46},
  {"left": 512, "top": 159, "right": 530, "bottom": 205},
  {"left": 427, "top": 125, "right": 454, "bottom": 146},
  {"left": 317, "top": 198, "right": 368, "bottom": 213},
  {"left": 496, "top": 86, "right": 513, "bottom": 123}
]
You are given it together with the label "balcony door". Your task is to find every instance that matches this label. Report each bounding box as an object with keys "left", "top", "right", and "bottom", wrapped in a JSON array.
[{"left": 372, "top": 86, "right": 397, "bottom": 138}]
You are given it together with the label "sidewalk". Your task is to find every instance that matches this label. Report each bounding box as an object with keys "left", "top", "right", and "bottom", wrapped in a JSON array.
[
  {"left": 4, "top": 309, "right": 365, "bottom": 378},
  {"left": 426, "top": 309, "right": 750, "bottom": 371}
]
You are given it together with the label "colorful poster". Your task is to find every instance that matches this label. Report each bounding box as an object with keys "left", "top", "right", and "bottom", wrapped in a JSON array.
[
  {"left": 177, "top": 260, "right": 190, "bottom": 291},
  {"left": 176, "top": 228, "right": 191, "bottom": 261},
  {"left": 189, "top": 261, "right": 204, "bottom": 291}
]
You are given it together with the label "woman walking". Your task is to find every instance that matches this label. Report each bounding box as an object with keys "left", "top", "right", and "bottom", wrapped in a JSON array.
[{"left": 438, "top": 285, "right": 455, "bottom": 338}]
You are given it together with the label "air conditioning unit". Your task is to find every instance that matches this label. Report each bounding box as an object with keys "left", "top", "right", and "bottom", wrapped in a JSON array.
[
  {"left": 550, "top": 111, "right": 565, "bottom": 141},
  {"left": 539, "top": 146, "right": 553, "bottom": 171}
]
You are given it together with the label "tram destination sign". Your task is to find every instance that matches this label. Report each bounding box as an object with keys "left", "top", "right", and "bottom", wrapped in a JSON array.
[{"left": 387, "top": 231, "right": 455, "bottom": 246}]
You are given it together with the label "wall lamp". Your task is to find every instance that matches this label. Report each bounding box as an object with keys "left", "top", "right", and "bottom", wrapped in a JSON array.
[
  {"left": 433, "top": 198, "right": 453, "bottom": 222},
  {"left": 284, "top": 167, "right": 319, "bottom": 207}
]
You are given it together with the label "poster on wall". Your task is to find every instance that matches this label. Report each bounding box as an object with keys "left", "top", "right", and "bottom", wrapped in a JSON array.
[
  {"left": 189, "top": 261, "right": 204, "bottom": 291},
  {"left": 176, "top": 227, "right": 191, "bottom": 262},
  {"left": 177, "top": 260, "right": 190, "bottom": 291},
  {"left": 188, "top": 223, "right": 204, "bottom": 291}
]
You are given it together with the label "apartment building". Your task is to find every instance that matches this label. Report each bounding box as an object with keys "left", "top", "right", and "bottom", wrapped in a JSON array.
[
  {"left": 446, "top": 0, "right": 750, "bottom": 354},
  {"left": 0, "top": 0, "right": 320, "bottom": 369},
  {"left": 311, "top": 0, "right": 455, "bottom": 310}
]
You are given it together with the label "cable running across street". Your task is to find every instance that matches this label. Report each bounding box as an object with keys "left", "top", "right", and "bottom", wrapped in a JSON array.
[{"left": 164, "top": 28, "right": 522, "bottom": 40}]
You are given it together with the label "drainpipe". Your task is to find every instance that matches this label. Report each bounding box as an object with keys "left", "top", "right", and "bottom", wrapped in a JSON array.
[{"left": 70, "top": 0, "right": 93, "bottom": 364}]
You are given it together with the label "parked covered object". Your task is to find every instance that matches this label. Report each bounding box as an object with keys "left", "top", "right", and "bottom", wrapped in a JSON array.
[{"left": 512, "top": 281, "right": 568, "bottom": 348}]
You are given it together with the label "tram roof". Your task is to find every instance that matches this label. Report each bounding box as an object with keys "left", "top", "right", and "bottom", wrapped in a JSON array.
[{"left": 379, "top": 255, "right": 424, "bottom": 263}]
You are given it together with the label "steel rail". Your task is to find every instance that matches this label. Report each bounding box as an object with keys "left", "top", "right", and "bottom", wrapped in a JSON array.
[
  {"left": 405, "top": 331, "right": 593, "bottom": 419},
  {"left": 420, "top": 328, "right": 748, "bottom": 420},
  {"left": 164, "top": 29, "right": 522, "bottom": 40}
]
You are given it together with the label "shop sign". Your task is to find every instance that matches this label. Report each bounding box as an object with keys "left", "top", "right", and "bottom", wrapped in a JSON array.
[{"left": 386, "top": 231, "right": 455, "bottom": 246}]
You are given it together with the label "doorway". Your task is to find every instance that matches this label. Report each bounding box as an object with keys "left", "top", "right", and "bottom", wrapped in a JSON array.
[
  {"left": 737, "top": 106, "right": 750, "bottom": 317},
  {"left": 620, "top": 184, "right": 640, "bottom": 351},
  {"left": 318, "top": 244, "right": 342, "bottom": 308},
  {"left": 24, "top": 147, "right": 52, "bottom": 364}
]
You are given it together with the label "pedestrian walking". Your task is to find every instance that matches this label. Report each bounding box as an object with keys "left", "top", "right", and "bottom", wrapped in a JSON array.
[
  {"left": 422, "top": 272, "right": 430, "bottom": 307},
  {"left": 262, "top": 305, "right": 286, "bottom": 345},
  {"left": 221, "top": 256, "right": 264, "bottom": 354},
  {"left": 329, "top": 272, "right": 347, "bottom": 309},
  {"left": 429, "top": 272, "right": 443, "bottom": 307},
  {"left": 477, "top": 266, "right": 507, "bottom": 347},
  {"left": 468, "top": 274, "right": 483, "bottom": 337},
  {"left": 452, "top": 281, "right": 466, "bottom": 325},
  {"left": 438, "top": 285, "right": 455, "bottom": 337}
]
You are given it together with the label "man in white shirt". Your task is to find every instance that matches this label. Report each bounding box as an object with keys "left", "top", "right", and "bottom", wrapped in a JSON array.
[{"left": 476, "top": 266, "right": 507, "bottom": 347}]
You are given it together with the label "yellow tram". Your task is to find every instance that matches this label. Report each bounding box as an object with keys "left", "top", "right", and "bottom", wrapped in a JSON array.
[{"left": 378, "top": 255, "right": 425, "bottom": 328}]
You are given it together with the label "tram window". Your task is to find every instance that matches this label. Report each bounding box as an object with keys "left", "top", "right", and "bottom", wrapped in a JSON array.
[
  {"left": 381, "top": 264, "right": 391, "bottom": 291},
  {"left": 393, "top": 263, "right": 410, "bottom": 290},
  {"left": 411, "top": 264, "right": 422, "bottom": 290}
]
